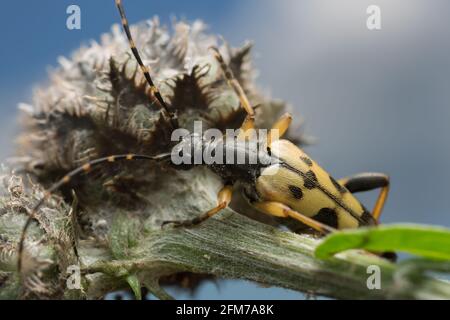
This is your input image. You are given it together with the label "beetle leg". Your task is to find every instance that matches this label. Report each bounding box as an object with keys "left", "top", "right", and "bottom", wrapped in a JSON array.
[
  {"left": 266, "top": 112, "right": 293, "bottom": 150},
  {"left": 210, "top": 47, "right": 255, "bottom": 139},
  {"left": 252, "top": 201, "right": 335, "bottom": 234},
  {"left": 338, "top": 173, "right": 390, "bottom": 222},
  {"left": 238, "top": 117, "right": 256, "bottom": 140},
  {"left": 162, "top": 184, "right": 233, "bottom": 228}
]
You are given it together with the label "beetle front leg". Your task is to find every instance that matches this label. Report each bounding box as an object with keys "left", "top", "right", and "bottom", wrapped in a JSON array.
[
  {"left": 210, "top": 47, "right": 256, "bottom": 140},
  {"left": 162, "top": 184, "right": 233, "bottom": 228},
  {"left": 338, "top": 173, "right": 390, "bottom": 223},
  {"left": 266, "top": 113, "right": 293, "bottom": 150},
  {"left": 252, "top": 201, "right": 335, "bottom": 234}
]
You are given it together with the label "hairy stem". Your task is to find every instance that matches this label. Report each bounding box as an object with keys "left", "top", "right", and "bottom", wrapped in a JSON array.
[{"left": 77, "top": 170, "right": 450, "bottom": 300}]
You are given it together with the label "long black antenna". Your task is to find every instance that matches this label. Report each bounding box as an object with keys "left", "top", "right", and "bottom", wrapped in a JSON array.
[
  {"left": 115, "top": 0, "right": 170, "bottom": 113},
  {"left": 18, "top": 153, "right": 170, "bottom": 273}
]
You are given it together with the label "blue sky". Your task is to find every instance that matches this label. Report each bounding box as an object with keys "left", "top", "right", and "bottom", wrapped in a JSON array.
[{"left": 1, "top": 0, "right": 450, "bottom": 299}]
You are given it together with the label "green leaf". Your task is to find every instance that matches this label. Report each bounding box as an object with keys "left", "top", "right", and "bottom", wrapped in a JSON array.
[
  {"left": 126, "top": 275, "right": 142, "bottom": 300},
  {"left": 315, "top": 224, "right": 450, "bottom": 261}
]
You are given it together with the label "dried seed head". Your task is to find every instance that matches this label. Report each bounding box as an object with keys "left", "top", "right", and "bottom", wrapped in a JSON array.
[
  {"left": 0, "top": 167, "right": 74, "bottom": 298},
  {"left": 9, "top": 16, "right": 308, "bottom": 297},
  {"left": 17, "top": 18, "right": 302, "bottom": 176}
]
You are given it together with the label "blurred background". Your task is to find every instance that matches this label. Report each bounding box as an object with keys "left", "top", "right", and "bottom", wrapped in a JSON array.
[{"left": 1, "top": 0, "right": 449, "bottom": 299}]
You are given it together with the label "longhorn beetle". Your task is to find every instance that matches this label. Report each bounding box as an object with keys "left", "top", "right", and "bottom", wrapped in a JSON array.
[{"left": 17, "top": 0, "right": 391, "bottom": 273}]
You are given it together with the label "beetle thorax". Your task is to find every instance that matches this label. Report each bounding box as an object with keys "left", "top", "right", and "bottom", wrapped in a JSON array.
[{"left": 171, "top": 133, "right": 276, "bottom": 182}]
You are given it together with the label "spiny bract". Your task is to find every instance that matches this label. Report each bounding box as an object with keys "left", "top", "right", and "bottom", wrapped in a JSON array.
[{"left": 18, "top": 18, "right": 299, "bottom": 175}]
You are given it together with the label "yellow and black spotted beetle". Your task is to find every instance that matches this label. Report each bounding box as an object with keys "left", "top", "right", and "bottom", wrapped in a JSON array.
[{"left": 18, "top": 0, "right": 391, "bottom": 272}]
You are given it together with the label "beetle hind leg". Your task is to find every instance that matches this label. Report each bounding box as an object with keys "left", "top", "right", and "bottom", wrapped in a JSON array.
[
  {"left": 338, "top": 173, "right": 390, "bottom": 223},
  {"left": 162, "top": 184, "right": 233, "bottom": 228},
  {"left": 252, "top": 201, "right": 335, "bottom": 234}
]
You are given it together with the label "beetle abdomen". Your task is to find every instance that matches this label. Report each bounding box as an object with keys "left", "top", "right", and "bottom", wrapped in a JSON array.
[{"left": 255, "top": 140, "right": 375, "bottom": 229}]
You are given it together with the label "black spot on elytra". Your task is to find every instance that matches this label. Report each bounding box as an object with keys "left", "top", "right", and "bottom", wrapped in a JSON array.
[
  {"left": 313, "top": 208, "right": 338, "bottom": 229},
  {"left": 330, "top": 175, "right": 347, "bottom": 193},
  {"left": 360, "top": 209, "right": 376, "bottom": 226},
  {"left": 300, "top": 156, "right": 313, "bottom": 167},
  {"left": 304, "top": 170, "right": 318, "bottom": 189},
  {"left": 288, "top": 185, "right": 303, "bottom": 199}
]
